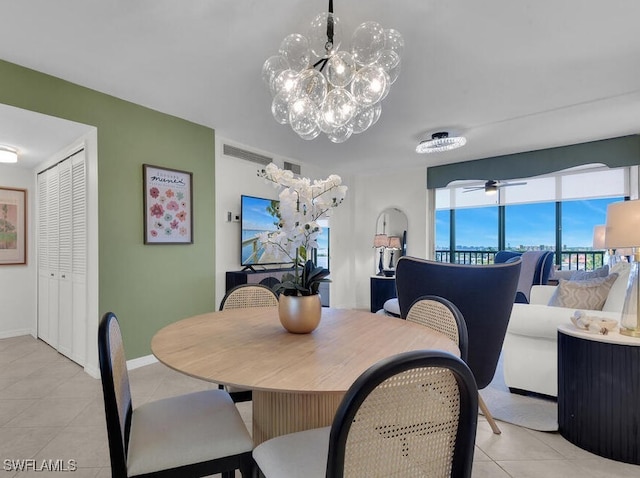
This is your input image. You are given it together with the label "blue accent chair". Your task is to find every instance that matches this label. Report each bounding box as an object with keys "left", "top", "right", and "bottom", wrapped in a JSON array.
[{"left": 494, "top": 251, "right": 555, "bottom": 303}]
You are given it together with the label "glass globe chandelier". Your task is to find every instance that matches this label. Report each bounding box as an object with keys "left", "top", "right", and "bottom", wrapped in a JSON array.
[{"left": 262, "top": 0, "right": 403, "bottom": 143}]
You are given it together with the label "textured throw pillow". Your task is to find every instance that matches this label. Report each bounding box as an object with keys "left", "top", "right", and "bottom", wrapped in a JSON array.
[
  {"left": 548, "top": 273, "right": 619, "bottom": 310},
  {"left": 570, "top": 265, "right": 609, "bottom": 281}
]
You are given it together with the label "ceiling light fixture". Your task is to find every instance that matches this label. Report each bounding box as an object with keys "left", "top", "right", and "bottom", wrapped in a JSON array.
[
  {"left": 416, "top": 132, "right": 467, "bottom": 154},
  {"left": 484, "top": 180, "right": 498, "bottom": 195},
  {"left": 262, "top": 0, "right": 403, "bottom": 143},
  {"left": 0, "top": 146, "right": 18, "bottom": 163}
]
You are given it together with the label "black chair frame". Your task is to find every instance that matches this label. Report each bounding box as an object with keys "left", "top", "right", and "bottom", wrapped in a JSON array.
[
  {"left": 325, "top": 350, "right": 479, "bottom": 478},
  {"left": 407, "top": 295, "right": 469, "bottom": 361},
  {"left": 98, "top": 312, "right": 253, "bottom": 478}
]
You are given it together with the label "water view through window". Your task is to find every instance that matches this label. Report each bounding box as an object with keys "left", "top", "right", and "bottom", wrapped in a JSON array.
[{"left": 436, "top": 197, "right": 623, "bottom": 268}]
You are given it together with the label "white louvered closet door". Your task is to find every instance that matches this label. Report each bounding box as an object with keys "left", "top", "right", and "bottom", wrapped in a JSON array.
[
  {"left": 70, "top": 152, "right": 87, "bottom": 364},
  {"left": 57, "top": 159, "right": 73, "bottom": 357},
  {"left": 37, "top": 150, "right": 87, "bottom": 365},
  {"left": 37, "top": 172, "right": 52, "bottom": 346},
  {"left": 38, "top": 166, "right": 60, "bottom": 348}
]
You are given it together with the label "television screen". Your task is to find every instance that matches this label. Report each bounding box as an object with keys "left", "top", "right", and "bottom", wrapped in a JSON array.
[
  {"left": 241, "top": 195, "right": 281, "bottom": 266},
  {"left": 314, "top": 220, "right": 330, "bottom": 270},
  {"left": 240, "top": 195, "right": 330, "bottom": 270}
]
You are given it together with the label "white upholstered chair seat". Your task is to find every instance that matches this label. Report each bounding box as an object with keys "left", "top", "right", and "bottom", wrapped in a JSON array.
[
  {"left": 127, "top": 389, "right": 253, "bottom": 477},
  {"left": 253, "top": 426, "right": 330, "bottom": 478}
]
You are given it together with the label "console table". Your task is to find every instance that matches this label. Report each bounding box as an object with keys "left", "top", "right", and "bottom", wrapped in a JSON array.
[
  {"left": 226, "top": 269, "right": 329, "bottom": 306},
  {"left": 370, "top": 275, "right": 396, "bottom": 313},
  {"left": 558, "top": 324, "right": 640, "bottom": 464}
]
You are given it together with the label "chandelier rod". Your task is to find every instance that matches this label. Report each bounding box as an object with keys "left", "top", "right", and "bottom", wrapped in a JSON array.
[
  {"left": 327, "top": 0, "right": 334, "bottom": 46},
  {"left": 310, "top": 0, "right": 335, "bottom": 73}
]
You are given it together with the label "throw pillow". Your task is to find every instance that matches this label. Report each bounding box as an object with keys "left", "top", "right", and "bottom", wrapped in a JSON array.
[
  {"left": 548, "top": 273, "right": 619, "bottom": 310},
  {"left": 570, "top": 265, "right": 609, "bottom": 281}
]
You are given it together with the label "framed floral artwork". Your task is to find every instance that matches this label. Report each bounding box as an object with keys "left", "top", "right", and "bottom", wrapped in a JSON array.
[
  {"left": 0, "top": 186, "right": 27, "bottom": 265},
  {"left": 143, "top": 164, "right": 193, "bottom": 244}
]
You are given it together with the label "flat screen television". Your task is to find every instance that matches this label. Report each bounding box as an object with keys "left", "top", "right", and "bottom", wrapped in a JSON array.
[
  {"left": 241, "top": 195, "right": 281, "bottom": 266},
  {"left": 240, "top": 194, "right": 330, "bottom": 270}
]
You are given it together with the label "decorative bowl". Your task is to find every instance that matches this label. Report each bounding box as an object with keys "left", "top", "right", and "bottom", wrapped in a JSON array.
[{"left": 570, "top": 312, "right": 618, "bottom": 334}]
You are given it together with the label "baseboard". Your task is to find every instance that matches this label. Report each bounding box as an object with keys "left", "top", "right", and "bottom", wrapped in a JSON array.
[
  {"left": 0, "top": 329, "right": 35, "bottom": 340},
  {"left": 508, "top": 387, "right": 557, "bottom": 402},
  {"left": 84, "top": 363, "right": 100, "bottom": 379},
  {"left": 127, "top": 354, "right": 158, "bottom": 370}
]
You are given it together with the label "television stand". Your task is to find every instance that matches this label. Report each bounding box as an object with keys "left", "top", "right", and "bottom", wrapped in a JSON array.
[{"left": 226, "top": 268, "right": 330, "bottom": 307}]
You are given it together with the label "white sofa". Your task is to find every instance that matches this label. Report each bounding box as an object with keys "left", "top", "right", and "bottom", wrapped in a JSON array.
[{"left": 502, "top": 262, "right": 631, "bottom": 397}]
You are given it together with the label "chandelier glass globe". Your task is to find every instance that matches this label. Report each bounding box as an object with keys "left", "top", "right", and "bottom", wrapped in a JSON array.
[{"left": 262, "top": 7, "right": 403, "bottom": 143}]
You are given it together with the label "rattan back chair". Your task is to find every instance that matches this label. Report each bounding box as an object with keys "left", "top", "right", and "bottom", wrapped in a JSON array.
[
  {"left": 406, "top": 295, "right": 468, "bottom": 361},
  {"left": 218, "top": 284, "right": 278, "bottom": 402},
  {"left": 98, "top": 312, "right": 254, "bottom": 478},
  {"left": 219, "top": 284, "right": 278, "bottom": 310},
  {"left": 253, "top": 350, "right": 479, "bottom": 478}
]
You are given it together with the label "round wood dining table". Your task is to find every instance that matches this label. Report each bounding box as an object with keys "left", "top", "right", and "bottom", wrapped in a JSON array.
[{"left": 151, "top": 306, "right": 459, "bottom": 445}]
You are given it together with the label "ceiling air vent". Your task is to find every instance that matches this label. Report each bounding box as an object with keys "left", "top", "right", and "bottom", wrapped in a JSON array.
[
  {"left": 222, "top": 144, "right": 272, "bottom": 166},
  {"left": 283, "top": 161, "right": 301, "bottom": 175}
]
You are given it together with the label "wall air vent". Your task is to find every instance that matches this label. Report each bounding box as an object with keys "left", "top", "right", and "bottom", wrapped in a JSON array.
[
  {"left": 283, "top": 161, "right": 301, "bottom": 175},
  {"left": 222, "top": 144, "right": 272, "bottom": 166}
]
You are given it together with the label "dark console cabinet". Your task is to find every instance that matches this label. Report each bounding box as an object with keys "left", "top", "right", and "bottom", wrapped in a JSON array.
[
  {"left": 370, "top": 276, "right": 396, "bottom": 313},
  {"left": 226, "top": 269, "right": 330, "bottom": 306}
]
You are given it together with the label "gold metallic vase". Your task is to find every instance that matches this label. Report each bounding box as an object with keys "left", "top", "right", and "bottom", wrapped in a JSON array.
[{"left": 278, "top": 294, "right": 322, "bottom": 334}]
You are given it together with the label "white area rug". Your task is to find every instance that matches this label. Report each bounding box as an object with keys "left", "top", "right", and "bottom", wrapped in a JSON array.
[{"left": 479, "top": 358, "right": 559, "bottom": 432}]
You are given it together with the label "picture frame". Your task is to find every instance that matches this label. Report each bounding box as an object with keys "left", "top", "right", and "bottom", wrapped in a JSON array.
[
  {"left": 143, "top": 164, "right": 193, "bottom": 244},
  {"left": 0, "top": 186, "right": 27, "bottom": 265}
]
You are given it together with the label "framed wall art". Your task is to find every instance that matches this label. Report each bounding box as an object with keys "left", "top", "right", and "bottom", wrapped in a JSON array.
[
  {"left": 0, "top": 186, "right": 27, "bottom": 265},
  {"left": 143, "top": 164, "right": 193, "bottom": 244}
]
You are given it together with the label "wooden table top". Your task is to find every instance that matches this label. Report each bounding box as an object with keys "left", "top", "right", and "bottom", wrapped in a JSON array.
[{"left": 151, "top": 307, "right": 459, "bottom": 394}]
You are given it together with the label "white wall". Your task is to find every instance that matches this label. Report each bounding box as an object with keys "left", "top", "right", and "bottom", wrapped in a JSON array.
[
  {"left": 214, "top": 138, "right": 338, "bottom": 308},
  {"left": 213, "top": 138, "right": 430, "bottom": 311},
  {"left": 340, "top": 167, "right": 429, "bottom": 310},
  {"left": 0, "top": 164, "right": 37, "bottom": 338}
]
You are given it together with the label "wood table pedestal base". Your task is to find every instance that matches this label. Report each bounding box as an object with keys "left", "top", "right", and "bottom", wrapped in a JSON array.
[{"left": 252, "top": 390, "right": 345, "bottom": 445}]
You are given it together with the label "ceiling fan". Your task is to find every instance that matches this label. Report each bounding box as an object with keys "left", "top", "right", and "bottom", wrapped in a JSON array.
[{"left": 463, "top": 180, "right": 528, "bottom": 194}]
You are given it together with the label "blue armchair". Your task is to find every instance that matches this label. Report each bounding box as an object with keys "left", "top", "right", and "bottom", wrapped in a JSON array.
[{"left": 494, "top": 250, "right": 554, "bottom": 303}]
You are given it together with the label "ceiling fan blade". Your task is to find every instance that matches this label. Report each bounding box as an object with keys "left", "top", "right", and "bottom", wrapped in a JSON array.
[
  {"left": 462, "top": 186, "right": 484, "bottom": 192},
  {"left": 500, "top": 181, "right": 528, "bottom": 188}
]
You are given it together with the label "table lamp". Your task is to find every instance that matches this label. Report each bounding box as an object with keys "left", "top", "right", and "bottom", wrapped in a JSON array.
[
  {"left": 387, "top": 236, "right": 402, "bottom": 269},
  {"left": 592, "top": 224, "right": 611, "bottom": 267},
  {"left": 373, "top": 234, "right": 389, "bottom": 276},
  {"left": 604, "top": 199, "right": 640, "bottom": 337}
]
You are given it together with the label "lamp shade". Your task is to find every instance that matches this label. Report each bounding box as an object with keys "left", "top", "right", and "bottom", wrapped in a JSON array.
[
  {"left": 592, "top": 224, "right": 606, "bottom": 250},
  {"left": 387, "top": 236, "right": 402, "bottom": 250},
  {"left": 373, "top": 233, "right": 389, "bottom": 248},
  {"left": 605, "top": 200, "right": 640, "bottom": 248}
]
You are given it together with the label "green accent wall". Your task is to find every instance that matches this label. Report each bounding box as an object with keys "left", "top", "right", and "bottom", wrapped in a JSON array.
[
  {"left": 0, "top": 60, "right": 216, "bottom": 358},
  {"left": 427, "top": 135, "right": 640, "bottom": 189}
]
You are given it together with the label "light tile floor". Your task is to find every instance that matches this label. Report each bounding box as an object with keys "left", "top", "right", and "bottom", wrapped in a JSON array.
[{"left": 1, "top": 335, "right": 639, "bottom": 477}]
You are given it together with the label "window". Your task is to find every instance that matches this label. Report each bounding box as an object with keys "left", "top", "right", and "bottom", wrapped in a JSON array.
[
  {"left": 435, "top": 209, "right": 450, "bottom": 252},
  {"left": 561, "top": 197, "right": 622, "bottom": 270},
  {"left": 455, "top": 207, "right": 498, "bottom": 251},
  {"left": 504, "top": 202, "right": 555, "bottom": 251},
  {"left": 433, "top": 166, "right": 630, "bottom": 268}
]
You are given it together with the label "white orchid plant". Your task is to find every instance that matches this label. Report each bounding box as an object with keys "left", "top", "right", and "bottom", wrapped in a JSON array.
[{"left": 257, "top": 163, "right": 348, "bottom": 296}]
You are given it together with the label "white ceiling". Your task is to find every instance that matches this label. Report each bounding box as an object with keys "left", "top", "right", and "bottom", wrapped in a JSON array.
[
  {"left": 0, "top": 104, "right": 93, "bottom": 169},
  {"left": 1, "top": 0, "right": 640, "bottom": 175}
]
